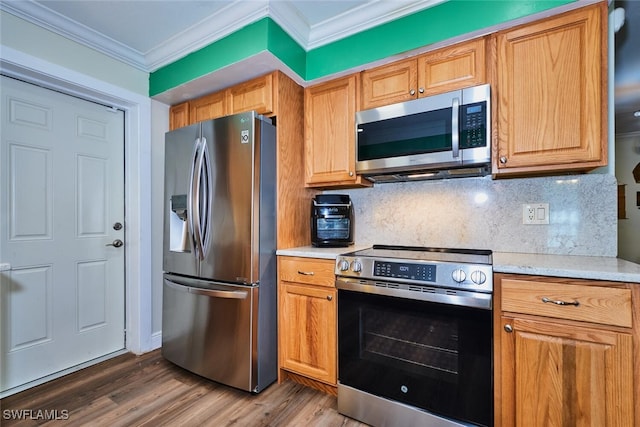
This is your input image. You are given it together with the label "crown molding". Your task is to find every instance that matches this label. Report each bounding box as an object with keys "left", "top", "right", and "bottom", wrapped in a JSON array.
[
  {"left": 145, "top": 1, "right": 270, "bottom": 71},
  {"left": 1, "top": 0, "right": 444, "bottom": 72},
  {"left": 0, "top": 0, "right": 147, "bottom": 70},
  {"left": 268, "top": 0, "right": 310, "bottom": 49},
  {"left": 305, "top": 0, "right": 446, "bottom": 50}
]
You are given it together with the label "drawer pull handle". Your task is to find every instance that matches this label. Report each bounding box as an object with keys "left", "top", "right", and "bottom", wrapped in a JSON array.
[
  {"left": 297, "top": 271, "right": 315, "bottom": 276},
  {"left": 541, "top": 297, "right": 580, "bottom": 307}
]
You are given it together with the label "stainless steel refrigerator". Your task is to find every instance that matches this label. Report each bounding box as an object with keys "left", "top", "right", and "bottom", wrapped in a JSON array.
[{"left": 162, "top": 111, "right": 277, "bottom": 393}]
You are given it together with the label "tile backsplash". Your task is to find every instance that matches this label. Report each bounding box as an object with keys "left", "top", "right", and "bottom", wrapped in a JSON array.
[{"left": 327, "top": 173, "right": 617, "bottom": 257}]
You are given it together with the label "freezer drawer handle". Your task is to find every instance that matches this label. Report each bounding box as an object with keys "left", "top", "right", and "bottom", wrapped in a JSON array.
[
  {"left": 165, "top": 279, "right": 248, "bottom": 299},
  {"left": 190, "top": 287, "right": 248, "bottom": 299}
]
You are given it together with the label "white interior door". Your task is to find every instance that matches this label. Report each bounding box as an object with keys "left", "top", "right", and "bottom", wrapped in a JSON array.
[{"left": 0, "top": 76, "right": 125, "bottom": 393}]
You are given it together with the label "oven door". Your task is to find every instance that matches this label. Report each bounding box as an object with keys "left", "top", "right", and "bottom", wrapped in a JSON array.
[{"left": 337, "top": 286, "right": 492, "bottom": 426}]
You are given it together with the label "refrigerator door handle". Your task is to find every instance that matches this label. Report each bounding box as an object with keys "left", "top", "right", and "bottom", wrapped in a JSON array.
[
  {"left": 187, "top": 137, "right": 199, "bottom": 256},
  {"left": 165, "top": 277, "right": 249, "bottom": 299},
  {"left": 189, "top": 137, "right": 205, "bottom": 259},
  {"left": 199, "top": 137, "right": 212, "bottom": 258}
]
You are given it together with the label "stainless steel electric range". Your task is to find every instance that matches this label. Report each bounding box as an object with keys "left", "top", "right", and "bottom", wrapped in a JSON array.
[{"left": 335, "top": 245, "right": 493, "bottom": 427}]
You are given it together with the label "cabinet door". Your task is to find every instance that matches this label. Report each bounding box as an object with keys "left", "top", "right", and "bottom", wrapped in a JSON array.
[
  {"left": 169, "top": 101, "right": 190, "bottom": 130},
  {"left": 500, "top": 316, "right": 633, "bottom": 427},
  {"left": 279, "top": 282, "right": 337, "bottom": 385},
  {"left": 189, "top": 91, "right": 226, "bottom": 124},
  {"left": 226, "top": 73, "right": 273, "bottom": 116},
  {"left": 305, "top": 74, "right": 365, "bottom": 187},
  {"left": 417, "top": 37, "right": 486, "bottom": 97},
  {"left": 361, "top": 58, "right": 417, "bottom": 110},
  {"left": 494, "top": 4, "right": 606, "bottom": 174}
]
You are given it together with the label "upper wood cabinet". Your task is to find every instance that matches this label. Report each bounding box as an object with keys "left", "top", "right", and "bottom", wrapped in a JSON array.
[
  {"left": 492, "top": 3, "right": 607, "bottom": 176},
  {"left": 361, "top": 38, "right": 486, "bottom": 110},
  {"left": 495, "top": 274, "right": 637, "bottom": 427},
  {"left": 169, "top": 73, "right": 274, "bottom": 130},
  {"left": 190, "top": 91, "right": 226, "bottom": 124},
  {"left": 169, "top": 101, "right": 190, "bottom": 130},
  {"left": 226, "top": 73, "right": 273, "bottom": 116},
  {"left": 304, "top": 74, "right": 371, "bottom": 188}
]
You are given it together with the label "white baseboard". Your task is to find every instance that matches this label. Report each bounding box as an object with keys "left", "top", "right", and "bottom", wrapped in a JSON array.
[{"left": 151, "top": 331, "right": 162, "bottom": 350}]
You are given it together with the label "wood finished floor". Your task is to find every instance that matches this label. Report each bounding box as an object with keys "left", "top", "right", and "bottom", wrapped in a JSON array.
[{"left": 1, "top": 350, "right": 368, "bottom": 427}]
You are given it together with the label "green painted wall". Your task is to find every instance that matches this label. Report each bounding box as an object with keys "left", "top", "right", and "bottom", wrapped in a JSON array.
[
  {"left": 149, "top": 0, "right": 576, "bottom": 97},
  {"left": 306, "top": 0, "right": 575, "bottom": 79}
]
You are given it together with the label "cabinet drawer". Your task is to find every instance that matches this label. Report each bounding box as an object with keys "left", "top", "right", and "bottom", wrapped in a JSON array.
[
  {"left": 279, "top": 257, "right": 335, "bottom": 287},
  {"left": 501, "top": 279, "right": 632, "bottom": 328}
]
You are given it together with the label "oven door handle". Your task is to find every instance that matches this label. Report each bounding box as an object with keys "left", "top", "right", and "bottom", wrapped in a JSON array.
[{"left": 336, "top": 277, "right": 492, "bottom": 310}]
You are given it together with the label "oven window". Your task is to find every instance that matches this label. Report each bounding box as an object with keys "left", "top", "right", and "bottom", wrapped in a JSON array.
[
  {"left": 361, "top": 309, "right": 459, "bottom": 379},
  {"left": 339, "top": 289, "right": 492, "bottom": 426}
]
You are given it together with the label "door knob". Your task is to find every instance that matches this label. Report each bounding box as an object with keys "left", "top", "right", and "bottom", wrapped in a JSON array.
[{"left": 106, "top": 239, "right": 124, "bottom": 248}]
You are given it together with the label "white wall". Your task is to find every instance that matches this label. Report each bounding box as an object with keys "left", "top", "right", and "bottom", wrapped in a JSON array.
[
  {"left": 616, "top": 133, "right": 640, "bottom": 263},
  {"left": 151, "top": 101, "right": 169, "bottom": 338}
]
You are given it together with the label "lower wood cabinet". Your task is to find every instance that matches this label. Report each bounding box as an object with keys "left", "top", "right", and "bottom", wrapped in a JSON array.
[
  {"left": 278, "top": 256, "right": 337, "bottom": 394},
  {"left": 495, "top": 274, "right": 638, "bottom": 426}
]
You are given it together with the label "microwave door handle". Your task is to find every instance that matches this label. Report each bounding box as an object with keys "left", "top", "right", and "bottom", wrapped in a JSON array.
[{"left": 451, "top": 97, "right": 460, "bottom": 159}]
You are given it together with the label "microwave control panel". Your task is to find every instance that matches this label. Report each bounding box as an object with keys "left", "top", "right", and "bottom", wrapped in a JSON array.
[{"left": 460, "top": 101, "right": 487, "bottom": 148}]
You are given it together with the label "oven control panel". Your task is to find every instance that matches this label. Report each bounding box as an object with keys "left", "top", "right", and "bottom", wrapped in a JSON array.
[
  {"left": 373, "top": 261, "right": 436, "bottom": 282},
  {"left": 335, "top": 256, "right": 493, "bottom": 292}
]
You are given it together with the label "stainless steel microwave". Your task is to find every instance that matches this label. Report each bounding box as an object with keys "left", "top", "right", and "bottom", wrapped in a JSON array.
[{"left": 356, "top": 84, "right": 491, "bottom": 182}]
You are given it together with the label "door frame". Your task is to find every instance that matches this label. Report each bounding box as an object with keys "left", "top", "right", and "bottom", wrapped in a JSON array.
[{"left": 0, "top": 46, "right": 153, "bottom": 355}]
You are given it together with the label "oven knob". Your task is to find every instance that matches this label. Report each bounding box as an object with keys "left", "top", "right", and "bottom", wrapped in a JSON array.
[
  {"left": 452, "top": 269, "right": 466, "bottom": 283},
  {"left": 471, "top": 270, "right": 487, "bottom": 285},
  {"left": 351, "top": 260, "right": 362, "bottom": 273},
  {"left": 338, "top": 259, "right": 350, "bottom": 272}
]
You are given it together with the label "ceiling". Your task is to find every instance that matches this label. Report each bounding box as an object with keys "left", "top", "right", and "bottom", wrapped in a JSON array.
[{"left": 1, "top": 0, "right": 638, "bottom": 134}]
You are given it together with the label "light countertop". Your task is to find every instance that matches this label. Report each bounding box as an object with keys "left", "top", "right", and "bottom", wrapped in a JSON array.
[
  {"left": 277, "top": 246, "right": 640, "bottom": 283},
  {"left": 277, "top": 245, "right": 370, "bottom": 260},
  {"left": 492, "top": 252, "right": 640, "bottom": 283}
]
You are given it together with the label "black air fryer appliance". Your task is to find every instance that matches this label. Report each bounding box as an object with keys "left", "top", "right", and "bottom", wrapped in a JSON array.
[{"left": 311, "top": 194, "right": 354, "bottom": 247}]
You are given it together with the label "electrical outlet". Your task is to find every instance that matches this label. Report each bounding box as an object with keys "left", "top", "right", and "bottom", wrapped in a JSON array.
[{"left": 522, "top": 203, "right": 549, "bottom": 225}]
